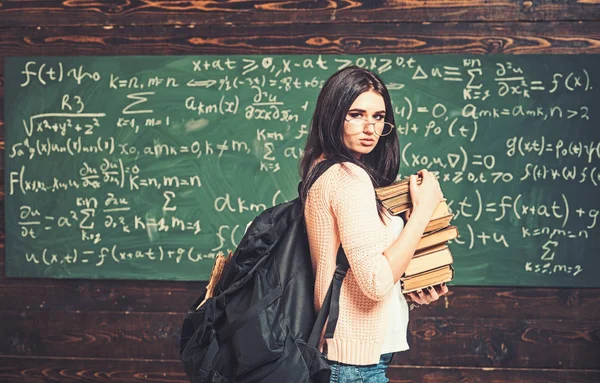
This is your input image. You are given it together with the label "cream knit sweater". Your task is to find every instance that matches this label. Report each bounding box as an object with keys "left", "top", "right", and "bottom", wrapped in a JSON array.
[{"left": 304, "top": 159, "right": 408, "bottom": 365}]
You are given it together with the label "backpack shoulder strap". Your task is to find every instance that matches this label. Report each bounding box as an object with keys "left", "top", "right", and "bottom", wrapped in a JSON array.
[{"left": 307, "top": 246, "right": 348, "bottom": 346}]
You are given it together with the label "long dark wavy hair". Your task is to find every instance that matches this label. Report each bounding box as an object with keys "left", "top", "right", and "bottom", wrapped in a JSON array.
[{"left": 299, "top": 66, "right": 400, "bottom": 223}]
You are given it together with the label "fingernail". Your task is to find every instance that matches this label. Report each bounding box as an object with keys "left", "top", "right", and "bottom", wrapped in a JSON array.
[
  {"left": 427, "top": 286, "right": 433, "bottom": 290},
  {"left": 416, "top": 290, "right": 422, "bottom": 294},
  {"left": 441, "top": 283, "right": 446, "bottom": 287}
]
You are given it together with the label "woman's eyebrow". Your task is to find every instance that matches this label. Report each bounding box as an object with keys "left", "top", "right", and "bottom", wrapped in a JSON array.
[{"left": 348, "top": 108, "right": 386, "bottom": 114}]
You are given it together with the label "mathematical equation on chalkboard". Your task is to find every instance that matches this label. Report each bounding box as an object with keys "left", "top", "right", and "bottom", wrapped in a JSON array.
[{"left": 4, "top": 55, "right": 599, "bottom": 285}]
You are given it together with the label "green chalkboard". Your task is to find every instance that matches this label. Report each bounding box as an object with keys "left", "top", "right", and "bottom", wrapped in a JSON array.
[{"left": 4, "top": 54, "right": 600, "bottom": 286}]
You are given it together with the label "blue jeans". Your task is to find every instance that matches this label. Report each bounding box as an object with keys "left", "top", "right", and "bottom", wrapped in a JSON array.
[{"left": 328, "top": 353, "right": 394, "bottom": 383}]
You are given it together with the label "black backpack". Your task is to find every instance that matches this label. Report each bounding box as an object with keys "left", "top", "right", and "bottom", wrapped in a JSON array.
[{"left": 180, "top": 159, "right": 350, "bottom": 383}]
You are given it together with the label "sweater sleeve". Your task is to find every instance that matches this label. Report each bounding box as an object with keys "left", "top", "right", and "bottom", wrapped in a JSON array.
[{"left": 330, "top": 163, "right": 395, "bottom": 301}]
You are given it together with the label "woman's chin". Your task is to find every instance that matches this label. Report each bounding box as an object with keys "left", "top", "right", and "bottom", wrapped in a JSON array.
[{"left": 351, "top": 147, "right": 373, "bottom": 159}]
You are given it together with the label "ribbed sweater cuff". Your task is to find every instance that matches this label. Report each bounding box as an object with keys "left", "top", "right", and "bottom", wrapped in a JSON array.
[{"left": 326, "top": 338, "right": 383, "bottom": 366}]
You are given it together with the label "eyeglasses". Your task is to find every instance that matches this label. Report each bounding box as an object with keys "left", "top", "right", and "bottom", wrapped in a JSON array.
[{"left": 345, "top": 118, "right": 395, "bottom": 137}]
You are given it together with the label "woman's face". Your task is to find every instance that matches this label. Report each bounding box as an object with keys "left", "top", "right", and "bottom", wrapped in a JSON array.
[{"left": 342, "top": 89, "right": 386, "bottom": 160}]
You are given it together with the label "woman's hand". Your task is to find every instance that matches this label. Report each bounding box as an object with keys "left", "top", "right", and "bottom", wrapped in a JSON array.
[
  {"left": 409, "top": 169, "right": 443, "bottom": 219},
  {"left": 407, "top": 283, "right": 449, "bottom": 306}
]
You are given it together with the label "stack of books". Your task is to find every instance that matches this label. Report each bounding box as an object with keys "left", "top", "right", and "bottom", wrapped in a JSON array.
[{"left": 375, "top": 176, "right": 457, "bottom": 294}]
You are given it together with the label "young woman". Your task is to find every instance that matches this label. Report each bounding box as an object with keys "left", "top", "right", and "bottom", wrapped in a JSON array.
[{"left": 299, "top": 66, "right": 449, "bottom": 383}]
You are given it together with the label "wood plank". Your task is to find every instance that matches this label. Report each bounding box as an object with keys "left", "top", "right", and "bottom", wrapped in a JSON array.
[
  {"left": 0, "top": 356, "right": 599, "bottom": 383},
  {"left": 0, "top": 271, "right": 598, "bottom": 319},
  {"left": 386, "top": 365, "right": 600, "bottom": 383},
  {"left": 0, "top": 356, "right": 189, "bottom": 383},
  {"left": 1, "top": 310, "right": 598, "bottom": 369},
  {"left": 0, "top": 0, "right": 599, "bottom": 26},
  {"left": 405, "top": 286, "right": 600, "bottom": 320},
  {"left": 0, "top": 277, "right": 208, "bottom": 313},
  {"left": 400, "top": 317, "right": 600, "bottom": 369},
  {"left": 0, "top": 310, "right": 183, "bottom": 360},
  {"left": 0, "top": 22, "right": 599, "bottom": 65}
]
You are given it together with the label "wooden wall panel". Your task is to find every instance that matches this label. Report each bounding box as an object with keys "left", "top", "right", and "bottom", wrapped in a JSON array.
[
  {"left": 2, "top": 309, "right": 599, "bottom": 369},
  {"left": 1, "top": 1, "right": 599, "bottom": 382},
  {"left": 1, "top": 275, "right": 599, "bottom": 319},
  {"left": 0, "top": 22, "right": 600, "bottom": 60},
  {"left": 0, "top": 0, "right": 599, "bottom": 26},
  {"left": 0, "top": 357, "right": 189, "bottom": 383},
  {"left": 386, "top": 367, "right": 600, "bottom": 383},
  {"left": 0, "top": 278, "right": 207, "bottom": 313},
  {"left": 1, "top": 357, "right": 599, "bottom": 383}
]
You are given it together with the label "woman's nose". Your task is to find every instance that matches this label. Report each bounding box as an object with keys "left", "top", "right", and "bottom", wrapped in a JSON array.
[{"left": 363, "top": 122, "right": 376, "bottom": 134}]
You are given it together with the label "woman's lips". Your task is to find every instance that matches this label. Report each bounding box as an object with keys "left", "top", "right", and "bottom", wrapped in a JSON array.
[{"left": 360, "top": 139, "right": 374, "bottom": 145}]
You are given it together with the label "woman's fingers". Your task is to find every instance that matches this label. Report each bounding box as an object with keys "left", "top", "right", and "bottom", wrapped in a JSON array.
[
  {"left": 425, "top": 286, "right": 440, "bottom": 301},
  {"left": 435, "top": 283, "right": 449, "bottom": 295},
  {"left": 408, "top": 284, "right": 449, "bottom": 306},
  {"left": 409, "top": 174, "right": 418, "bottom": 192},
  {"left": 409, "top": 289, "right": 429, "bottom": 305}
]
